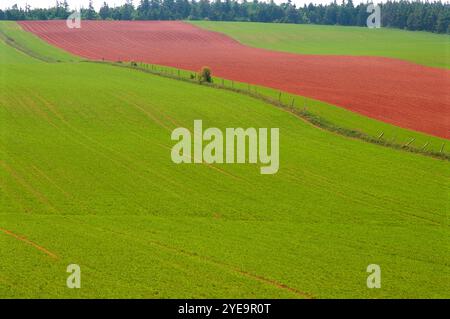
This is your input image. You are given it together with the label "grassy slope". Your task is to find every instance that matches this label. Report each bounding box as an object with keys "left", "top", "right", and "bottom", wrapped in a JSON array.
[
  {"left": 0, "top": 21, "right": 80, "bottom": 62},
  {"left": 7, "top": 21, "right": 449, "bottom": 153},
  {"left": 1, "top": 24, "right": 449, "bottom": 298},
  {"left": 139, "top": 62, "right": 450, "bottom": 154},
  {"left": 190, "top": 21, "right": 450, "bottom": 69},
  {"left": 188, "top": 21, "right": 450, "bottom": 152}
]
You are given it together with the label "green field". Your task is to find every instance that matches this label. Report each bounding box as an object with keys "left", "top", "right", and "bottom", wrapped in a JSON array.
[
  {"left": 1, "top": 22, "right": 449, "bottom": 298},
  {"left": 191, "top": 21, "right": 450, "bottom": 69},
  {"left": 189, "top": 21, "right": 450, "bottom": 152},
  {"left": 0, "top": 21, "right": 80, "bottom": 63},
  {"left": 4, "top": 20, "right": 448, "bottom": 154}
]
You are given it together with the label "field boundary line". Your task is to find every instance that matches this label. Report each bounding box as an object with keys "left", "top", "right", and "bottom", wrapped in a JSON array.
[{"left": 86, "top": 60, "right": 450, "bottom": 161}]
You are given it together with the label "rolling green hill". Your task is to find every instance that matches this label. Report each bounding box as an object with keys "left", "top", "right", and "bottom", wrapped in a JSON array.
[
  {"left": 189, "top": 21, "right": 450, "bottom": 152},
  {"left": 0, "top": 21, "right": 80, "bottom": 63},
  {"left": 1, "top": 22, "right": 449, "bottom": 298},
  {"left": 5, "top": 20, "right": 448, "bottom": 153},
  {"left": 191, "top": 21, "right": 450, "bottom": 69}
]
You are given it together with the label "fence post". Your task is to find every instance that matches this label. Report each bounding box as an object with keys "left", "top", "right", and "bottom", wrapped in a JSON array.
[
  {"left": 440, "top": 143, "right": 445, "bottom": 153},
  {"left": 378, "top": 132, "right": 384, "bottom": 140},
  {"left": 404, "top": 138, "right": 415, "bottom": 147}
]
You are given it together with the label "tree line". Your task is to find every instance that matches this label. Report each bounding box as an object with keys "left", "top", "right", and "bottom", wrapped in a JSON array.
[{"left": 1, "top": 0, "right": 449, "bottom": 34}]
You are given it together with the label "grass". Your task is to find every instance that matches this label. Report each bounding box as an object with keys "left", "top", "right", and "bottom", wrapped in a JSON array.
[
  {"left": 1, "top": 22, "right": 449, "bottom": 299},
  {"left": 115, "top": 61, "right": 450, "bottom": 156},
  {"left": 190, "top": 21, "right": 450, "bottom": 69},
  {"left": 0, "top": 21, "right": 80, "bottom": 63},
  {"left": 4, "top": 20, "right": 448, "bottom": 154}
]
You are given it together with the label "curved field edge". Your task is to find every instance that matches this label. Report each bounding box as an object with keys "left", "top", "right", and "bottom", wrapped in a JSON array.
[
  {"left": 1, "top": 36, "right": 449, "bottom": 299},
  {"left": 0, "top": 21, "right": 80, "bottom": 63},
  {"left": 2, "top": 21, "right": 448, "bottom": 156},
  {"left": 94, "top": 61, "right": 450, "bottom": 160},
  {"left": 17, "top": 20, "right": 450, "bottom": 140},
  {"left": 189, "top": 21, "right": 450, "bottom": 70}
]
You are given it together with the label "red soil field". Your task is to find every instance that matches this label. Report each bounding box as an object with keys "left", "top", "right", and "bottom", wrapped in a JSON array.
[{"left": 19, "top": 20, "right": 450, "bottom": 139}]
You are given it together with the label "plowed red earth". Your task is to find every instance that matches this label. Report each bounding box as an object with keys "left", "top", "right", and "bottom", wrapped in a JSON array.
[{"left": 19, "top": 20, "right": 450, "bottom": 139}]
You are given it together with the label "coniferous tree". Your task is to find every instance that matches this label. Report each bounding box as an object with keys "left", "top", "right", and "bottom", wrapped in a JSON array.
[
  {"left": 99, "top": 2, "right": 112, "bottom": 20},
  {"left": 1, "top": 0, "right": 448, "bottom": 34}
]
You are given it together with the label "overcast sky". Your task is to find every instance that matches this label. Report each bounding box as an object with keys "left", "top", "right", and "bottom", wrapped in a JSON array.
[{"left": 1, "top": 0, "right": 380, "bottom": 11}]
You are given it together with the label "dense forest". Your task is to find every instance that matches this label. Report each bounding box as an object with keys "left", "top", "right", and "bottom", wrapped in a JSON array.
[{"left": 1, "top": 0, "right": 449, "bottom": 33}]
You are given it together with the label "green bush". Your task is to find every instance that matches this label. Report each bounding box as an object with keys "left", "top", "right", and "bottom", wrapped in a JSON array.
[{"left": 198, "top": 66, "right": 212, "bottom": 83}]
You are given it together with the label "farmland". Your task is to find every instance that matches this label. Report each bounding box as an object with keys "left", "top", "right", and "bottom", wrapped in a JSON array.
[
  {"left": 191, "top": 21, "right": 450, "bottom": 69},
  {"left": 1, "top": 21, "right": 449, "bottom": 299},
  {"left": 0, "top": 21, "right": 80, "bottom": 63},
  {"left": 19, "top": 20, "right": 450, "bottom": 139}
]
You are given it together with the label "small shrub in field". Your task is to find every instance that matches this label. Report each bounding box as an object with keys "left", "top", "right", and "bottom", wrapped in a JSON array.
[
  {"left": 199, "top": 67, "right": 212, "bottom": 83},
  {"left": 131, "top": 61, "right": 138, "bottom": 67}
]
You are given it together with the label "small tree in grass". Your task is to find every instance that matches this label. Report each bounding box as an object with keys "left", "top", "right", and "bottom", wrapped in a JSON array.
[{"left": 199, "top": 66, "right": 212, "bottom": 83}]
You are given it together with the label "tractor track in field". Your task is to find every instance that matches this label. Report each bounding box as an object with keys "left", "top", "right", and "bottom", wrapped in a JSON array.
[
  {"left": 69, "top": 218, "right": 315, "bottom": 298},
  {"left": 0, "top": 160, "right": 59, "bottom": 213},
  {"left": 0, "top": 227, "right": 59, "bottom": 259},
  {"left": 119, "top": 229, "right": 316, "bottom": 298}
]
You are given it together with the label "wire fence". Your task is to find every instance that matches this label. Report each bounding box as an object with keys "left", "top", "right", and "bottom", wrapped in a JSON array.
[{"left": 88, "top": 59, "right": 449, "bottom": 161}]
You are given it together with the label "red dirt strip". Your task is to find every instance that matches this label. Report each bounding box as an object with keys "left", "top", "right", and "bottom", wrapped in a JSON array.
[{"left": 19, "top": 20, "right": 450, "bottom": 139}]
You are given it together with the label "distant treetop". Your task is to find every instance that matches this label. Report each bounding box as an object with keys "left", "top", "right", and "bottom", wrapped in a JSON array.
[{"left": 0, "top": 0, "right": 448, "bottom": 34}]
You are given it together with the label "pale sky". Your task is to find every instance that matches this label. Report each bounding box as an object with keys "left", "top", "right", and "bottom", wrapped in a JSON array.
[{"left": 1, "top": 0, "right": 379, "bottom": 11}]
